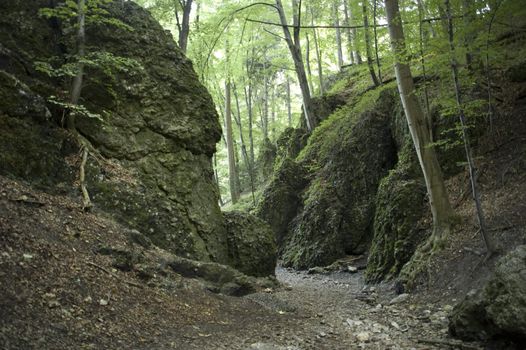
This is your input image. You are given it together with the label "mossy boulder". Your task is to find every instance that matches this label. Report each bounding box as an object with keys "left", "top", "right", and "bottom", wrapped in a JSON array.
[
  {"left": 223, "top": 211, "right": 277, "bottom": 277},
  {"left": 256, "top": 137, "right": 277, "bottom": 185},
  {"left": 365, "top": 143, "right": 427, "bottom": 282},
  {"left": 255, "top": 158, "right": 309, "bottom": 247},
  {"left": 449, "top": 245, "right": 526, "bottom": 344}
]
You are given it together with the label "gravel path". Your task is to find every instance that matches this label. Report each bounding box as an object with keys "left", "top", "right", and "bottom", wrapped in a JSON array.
[{"left": 180, "top": 267, "right": 481, "bottom": 350}]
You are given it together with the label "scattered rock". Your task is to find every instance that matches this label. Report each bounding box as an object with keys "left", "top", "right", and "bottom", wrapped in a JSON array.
[
  {"left": 389, "top": 293, "right": 410, "bottom": 305},
  {"left": 449, "top": 245, "right": 526, "bottom": 343},
  {"left": 356, "top": 331, "right": 371, "bottom": 342}
]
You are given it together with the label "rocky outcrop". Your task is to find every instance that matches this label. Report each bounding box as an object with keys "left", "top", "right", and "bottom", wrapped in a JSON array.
[
  {"left": 255, "top": 158, "right": 309, "bottom": 247},
  {"left": 449, "top": 245, "right": 526, "bottom": 344},
  {"left": 257, "top": 87, "right": 400, "bottom": 269},
  {"left": 365, "top": 143, "right": 427, "bottom": 282},
  {"left": 0, "top": 0, "right": 274, "bottom": 275},
  {"left": 224, "top": 211, "right": 277, "bottom": 277}
]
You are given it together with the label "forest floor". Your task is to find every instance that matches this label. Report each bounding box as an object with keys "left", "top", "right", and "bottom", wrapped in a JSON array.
[{"left": 0, "top": 174, "right": 485, "bottom": 350}]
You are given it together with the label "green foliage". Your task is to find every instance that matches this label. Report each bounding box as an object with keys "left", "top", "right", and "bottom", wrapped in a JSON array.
[{"left": 39, "top": 0, "right": 133, "bottom": 31}]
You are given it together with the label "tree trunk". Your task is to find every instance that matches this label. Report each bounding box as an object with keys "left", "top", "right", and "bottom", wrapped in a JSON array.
[
  {"left": 372, "top": 0, "right": 383, "bottom": 83},
  {"left": 178, "top": 0, "right": 193, "bottom": 53},
  {"left": 334, "top": 1, "right": 344, "bottom": 70},
  {"left": 309, "top": 5, "right": 324, "bottom": 95},
  {"left": 363, "top": 0, "right": 380, "bottom": 86},
  {"left": 286, "top": 76, "right": 292, "bottom": 126},
  {"left": 305, "top": 33, "right": 315, "bottom": 95},
  {"left": 263, "top": 72, "right": 269, "bottom": 139},
  {"left": 343, "top": 1, "right": 355, "bottom": 64},
  {"left": 276, "top": 0, "right": 315, "bottom": 131},
  {"left": 351, "top": 2, "right": 363, "bottom": 64},
  {"left": 385, "top": 0, "right": 454, "bottom": 244},
  {"left": 224, "top": 79, "right": 240, "bottom": 204},
  {"left": 445, "top": 0, "right": 494, "bottom": 255},
  {"left": 244, "top": 83, "right": 255, "bottom": 169},
  {"left": 233, "top": 84, "right": 256, "bottom": 205},
  {"left": 213, "top": 154, "right": 224, "bottom": 206},
  {"left": 68, "top": 0, "right": 86, "bottom": 130}
]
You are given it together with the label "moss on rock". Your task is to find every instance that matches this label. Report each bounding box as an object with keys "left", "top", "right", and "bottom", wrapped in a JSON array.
[
  {"left": 449, "top": 245, "right": 526, "bottom": 344},
  {"left": 365, "top": 142, "right": 427, "bottom": 282},
  {"left": 279, "top": 87, "right": 399, "bottom": 269},
  {"left": 223, "top": 211, "right": 277, "bottom": 277},
  {"left": 255, "top": 158, "right": 309, "bottom": 247}
]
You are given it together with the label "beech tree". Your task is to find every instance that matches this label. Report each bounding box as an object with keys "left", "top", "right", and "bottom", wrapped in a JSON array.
[{"left": 385, "top": 0, "right": 455, "bottom": 245}]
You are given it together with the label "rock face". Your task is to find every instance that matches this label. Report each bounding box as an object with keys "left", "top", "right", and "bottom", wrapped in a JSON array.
[
  {"left": 365, "top": 104, "right": 428, "bottom": 282},
  {"left": 0, "top": 0, "right": 275, "bottom": 276},
  {"left": 224, "top": 211, "right": 277, "bottom": 277},
  {"left": 258, "top": 87, "right": 400, "bottom": 269},
  {"left": 449, "top": 245, "right": 526, "bottom": 344}
]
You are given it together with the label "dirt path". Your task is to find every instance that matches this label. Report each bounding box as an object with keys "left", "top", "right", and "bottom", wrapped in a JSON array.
[{"left": 173, "top": 267, "right": 480, "bottom": 350}]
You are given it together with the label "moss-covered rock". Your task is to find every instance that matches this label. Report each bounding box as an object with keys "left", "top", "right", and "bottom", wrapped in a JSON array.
[
  {"left": 365, "top": 142, "right": 427, "bottom": 282},
  {"left": 279, "top": 87, "right": 399, "bottom": 269},
  {"left": 255, "top": 158, "right": 309, "bottom": 247},
  {"left": 256, "top": 137, "right": 277, "bottom": 185},
  {"left": 449, "top": 245, "right": 526, "bottom": 344},
  {"left": 0, "top": 0, "right": 244, "bottom": 268},
  {"left": 223, "top": 211, "right": 277, "bottom": 277}
]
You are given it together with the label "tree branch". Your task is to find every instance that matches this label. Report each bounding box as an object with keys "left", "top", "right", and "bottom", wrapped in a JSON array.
[{"left": 246, "top": 16, "right": 458, "bottom": 29}]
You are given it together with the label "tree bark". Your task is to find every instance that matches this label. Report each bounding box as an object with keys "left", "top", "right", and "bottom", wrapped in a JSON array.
[
  {"left": 276, "top": 0, "right": 315, "bottom": 131},
  {"left": 372, "top": 0, "right": 383, "bottom": 83},
  {"left": 351, "top": 2, "right": 363, "bottom": 64},
  {"left": 385, "top": 0, "right": 454, "bottom": 243},
  {"left": 363, "top": 0, "right": 380, "bottom": 86},
  {"left": 225, "top": 79, "right": 240, "bottom": 204},
  {"left": 233, "top": 84, "right": 256, "bottom": 205},
  {"left": 334, "top": 1, "right": 344, "bottom": 70},
  {"left": 178, "top": 0, "right": 193, "bottom": 53},
  {"left": 68, "top": 0, "right": 86, "bottom": 130},
  {"left": 305, "top": 33, "right": 315, "bottom": 95},
  {"left": 286, "top": 75, "right": 292, "bottom": 126},
  {"left": 445, "top": 0, "right": 494, "bottom": 254},
  {"left": 310, "top": 6, "right": 324, "bottom": 95},
  {"left": 343, "top": 1, "right": 355, "bottom": 64}
]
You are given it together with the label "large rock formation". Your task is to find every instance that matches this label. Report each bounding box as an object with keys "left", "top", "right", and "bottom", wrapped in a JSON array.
[
  {"left": 449, "top": 245, "right": 526, "bottom": 345},
  {"left": 0, "top": 0, "right": 275, "bottom": 276},
  {"left": 258, "top": 87, "right": 400, "bottom": 269}
]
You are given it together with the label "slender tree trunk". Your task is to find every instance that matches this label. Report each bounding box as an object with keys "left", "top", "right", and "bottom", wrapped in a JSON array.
[
  {"left": 213, "top": 154, "right": 224, "bottom": 206},
  {"left": 445, "top": 0, "right": 494, "bottom": 255},
  {"left": 385, "top": 0, "right": 454, "bottom": 244},
  {"left": 372, "top": 0, "right": 383, "bottom": 83},
  {"left": 276, "top": 0, "right": 315, "bottom": 131},
  {"left": 244, "top": 83, "right": 255, "bottom": 169},
  {"left": 286, "top": 76, "right": 292, "bottom": 127},
  {"left": 351, "top": 3, "right": 363, "bottom": 64},
  {"left": 334, "top": 1, "right": 344, "bottom": 70},
  {"left": 305, "top": 34, "right": 315, "bottom": 95},
  {"left": 263, "top": 73, "right": 269, "bottom": 139},
  {"left": 309, "top": 4, "right": 324, "bottom": 94},
  {"left": 225, "top": 79, "right": 240, "bottom": 204},
  {"left": 178, "top": 0, "right": 193, "bottom": 53},
  {"left": 233, "top": 84, "right": 256, "bottom": 205},
  {"left": 363, "top": 0, "right": 380, "bottom": 86},
  {"left": 418, "top": 0, "right": 432, "bottom": 140},
  {"left": 462, "top": 0, "right": 476, "bottom": 69},
  {"left": 68, "top": 0, "right": 86, "bottom": 130},
  {"left": 343, "top": 1, "right": 355, "bottom": 64},
  {"left": 195, "top": 1, "right": 200, "bottom": 30},
  {"left": 270, "top": 82, "right": 276, "bottom": 137}
]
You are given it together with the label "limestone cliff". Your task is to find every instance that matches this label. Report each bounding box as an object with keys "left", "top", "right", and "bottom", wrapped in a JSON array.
[{"left": 0, "top": 0, "right": 276, "bottom": 274}]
